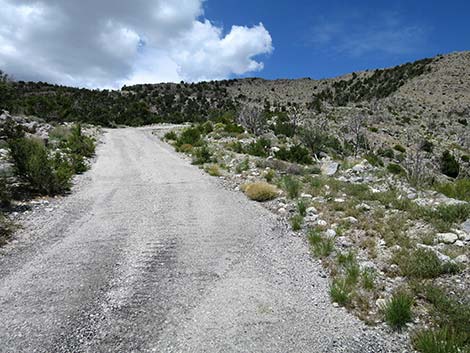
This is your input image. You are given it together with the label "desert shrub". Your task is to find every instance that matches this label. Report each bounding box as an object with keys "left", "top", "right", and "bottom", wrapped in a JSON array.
[
  {"left": 243, "top": 182, "right": 278, "bottom": 202},
  {"left": 440, "top": 150, "right": 460, "bottom": 178},
  {"left": 164, "top": 130, "right": 177, "bottom": 141},
  {"left": 420, "top": 139, "right": 434, "bottom": 153},
  {"left": 297, "top": 199, "right": 307, "bottom": 217},
  {"left": 245, "top": 138, "right": 271, "bottom": 157},
  {"left": 192, "top": 145, "right": 212, "bottom": 165},
  {"left": 313, "top": 237, "right": 335, "bottom": 258},
  {"left": 361, "top": 268, "right": 376, "bottom": 290},
  {"left": 275, "top": 145, "right": 312, "bottom": 164},
  {"left": 462, "top": 155, "right": 469, "bottom": 163},
  {"left": 224, "top": 122, "right": 244, "bottom": 134},
  {"left": 177, "top": 126, "right": 201, "bottom": 146},
  {"left": 0, "top": 118, "right": 25, "bottom": 139},
  {"left": 264, "top": 169, "right": 275, "bottom": 182},
  {"left": 0, "top": 213, "right": 15, "bottom": 246},
  {"left": 226, "top": 141, "right": 244, "bottom": 153},
  {"left": 364, "top": 153, "right": 384, "bottom": 167},
  {"left": 49, "top": 125, "right": 71, "bottom": 142},
  {"left": 434, "top": 178, "right": 470, "bottom": 202},
  {"left": 378, "top": 147, "right": 395, "bottom": 159},
  {"left": 387, "top": 163, "right": 406, "bottom": 176},
  {"left": 330, "top": 278, "right": 352, "bottom": 306},
  {"left": 0, "top": 177, "right": 11, "bottom": 207},
  {"left": 281, "top": 176, "right": 302, "bottom": 199},
  {"left": 66, "top": 124, "right": 95, "bottom": 158},
  {"left": 383, "top": 291, "right": 414, "bottom": 330},
  {"left": 178, "top": 143, "right": 193, "bottom": 153},
  {"left": 393, "top": 144, "right": 406, "bottom": 153},
  {"left": 413, "top": 328, "right": 464, "bottom": 353},
  {"left": 291, "top": 214, "right": 303, "bottom": 231},
  {"left": 235, "top": 158, "right": 250, "bottom": 173},
  {"left": 200, "top": 121, "right": 213, "bottom": 134},
  {"left": 422, "top": 286, "right": 470, "bottom": 345},
  {"left": 206, "top": 164, "right": 221, "bottom": 177},
  {"left": 396, "top": 248, "right": 458, "bottom": 279},
  {"left": 8, "top": 138, "right": 73, "bottom": 195},
  {"left": 425, "top": 203, "right": 470, "bottom": 232}
]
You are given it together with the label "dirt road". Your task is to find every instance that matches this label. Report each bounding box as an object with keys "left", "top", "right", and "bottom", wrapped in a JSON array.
[{"left": 0, "top": 128, "right": 408, "bottom": 352}]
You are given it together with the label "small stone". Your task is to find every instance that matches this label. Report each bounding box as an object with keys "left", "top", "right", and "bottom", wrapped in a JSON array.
[
  {"left": 455, "top": 254, "right": 469, "bottom": 264},
  {"left": 306, "top": 207, "right": 318, "bottom": 215},
  {"left": 355, "top": 203, "right": 371, "bottom": 211},
  {"left": 278, "top": 207, "right": 287, "bottom": 214},
  {"left": 436, "top": 233, "right": 458, "bottom": 244},
  {"left": 317, "top": 219, "right": 328, "bottom": 227},
  {"left": 376, "top": 299, "right": 386, "bottom": 309},
  {"left": 301, "top": 193, "right": 313, "bottom": 199},
  {"left": 343, "top": 216, "right": 358, "bottom": 224},
  {"left": 325, "top": 229, "right": 336, "bottom": 238},
  {"left": 321, "top": 160, "right": 339, "bottom": 176},
  {"left": 454, "top": 240, "right": 465, "bottom": 247},
  {"left": 461, "top": 219, "right": 470, "bottom": 233},
  {"left": 334, "top": 198, "right": 345, "bottom": 203}
]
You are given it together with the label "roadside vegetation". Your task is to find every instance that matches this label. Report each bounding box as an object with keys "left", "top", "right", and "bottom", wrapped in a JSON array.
[{"left": 0, "top": 116, "right": 97, "bottom": 246}]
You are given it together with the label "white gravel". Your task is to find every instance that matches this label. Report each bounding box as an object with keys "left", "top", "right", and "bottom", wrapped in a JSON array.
[{"left": 0, "top": 128, "right": 411, "bottom": 352}]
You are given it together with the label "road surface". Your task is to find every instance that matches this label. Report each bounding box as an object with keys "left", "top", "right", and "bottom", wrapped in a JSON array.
[{"left": 0, "top": 128, "right": 408, "bottom": 352}]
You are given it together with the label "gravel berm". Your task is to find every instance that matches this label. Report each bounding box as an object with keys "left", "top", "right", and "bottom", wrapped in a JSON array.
[{"left": 0, "top": 127, "right": 411, "bottom": 352}]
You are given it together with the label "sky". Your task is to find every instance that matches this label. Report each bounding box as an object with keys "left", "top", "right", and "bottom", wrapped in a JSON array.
[{"left": 0, "top": 0, "right": 469, "bottom": 88}]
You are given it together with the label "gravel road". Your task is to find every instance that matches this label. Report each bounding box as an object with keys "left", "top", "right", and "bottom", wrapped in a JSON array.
[{"left": 0, "top": 128, "right": 410, "bottom": 353}]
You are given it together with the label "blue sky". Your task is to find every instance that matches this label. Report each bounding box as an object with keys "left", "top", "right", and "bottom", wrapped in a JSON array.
[
  {"left": 206, "top": 0, "right": 470, "bottom": 80},
  {"left": 0, "top": 0, "right": 468, "bottom": 87}
]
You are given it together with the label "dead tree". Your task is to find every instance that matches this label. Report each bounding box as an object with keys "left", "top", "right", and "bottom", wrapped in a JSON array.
[
  {"left": 348, "top": 114, "right": 367, "bottom": 157},
  {"left": 237, "top": 105, "right": 265, "bottom": 135}
]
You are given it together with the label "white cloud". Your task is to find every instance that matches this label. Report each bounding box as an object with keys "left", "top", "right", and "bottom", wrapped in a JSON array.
[{"left": 0, "top": 0, "right": 273, "bottom": 88}]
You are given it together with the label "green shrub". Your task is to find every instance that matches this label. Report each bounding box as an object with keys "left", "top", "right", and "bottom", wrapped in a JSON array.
[
  {"left": 291, "top": 214, "right": 303, "bottom": 231},
  {"left": 235, "top": 158, "right": 250, "bottom": 173},
  {"left": 426, "top": 203, "right": 470, "bottom": 232},
  {"left": 227, "top": 141, "right": 244, "bottom": 153},
  {"left": 49, "top": 126, "right": 71, "bottom": 142},
  {"left": 330, "top": 278, "right": 352, "bottom": 306},
  {"left": 364, "top": 153, "right": 384, "bottom": 167},
  {"left": 361, "top": 268, "right": 376, "bottom": 290},
  {"left": 440, "top": 150, "right": 460, "bottom": 178},
  {"left": 387, "top": 163, "right": 406, "bottom": 176},
  {"left": 8, "top": 138, "right": 73, "bottom": 195},
  {"left": 66, "top": 124, "right": 95, "bottom": 158},
  {"left": 395, "top": 248, "right": 460, "bottom": 279},
  {"left": 413, "top": 328, "right": 464, "bottom": 353},
  {"left": 243, "top": 182, "right": 278, "bottom": 202},
  {"left": 164, "top": 130, "right": 177, "bottom": 141},
  {"left": 297, "top": 200, "right": 307, "bottom": 217},
  {"left": 0, "top": 213, "right": 15, "bottom": 246},
  {"left": 281, "top": 176, "right": 302, "bottom": 199},
  {"left": 462, "top": 155, "right": 470, "bottom": 163},
  {"left": 245, "top": 138, "right": 271, "bottom": 157},
  {"left": 264, "top": 169, "right": 275, "bottom": 182},
  {"left": 393, "top": 144, "right": 406, "bottom": 153},
  {"left": 383, "top": 291, "right": 414, "bottom": 330},
  {"left": 275, "top": 145, "right": 312, "bottom": 164},
  {"left": 313, "top": 237, "right": 335, "bottom": 258},
  {"left": 177, "top": 126, "right": 201, "bottom": 146},
  {"left": 435, "top": 178, "right": 470, "bottom": 202},
  {"left": 0, "top": 177, "right": 11, "bottom": 207},
  {"left": 378, "top": 147, "right": 395, "bottom": 159},
  {"left": 192, "top": 145, "right": 212, "bottom": 165}
]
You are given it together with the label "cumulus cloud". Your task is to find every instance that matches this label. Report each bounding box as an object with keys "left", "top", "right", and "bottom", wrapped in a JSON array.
[{"left": 0, "top": 0, "right": 273, "bottom": 88}]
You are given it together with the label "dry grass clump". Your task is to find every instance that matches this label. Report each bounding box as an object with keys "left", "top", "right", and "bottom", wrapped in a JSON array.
[{"left": 242, "top": 182, "right": 279, "bottom": 202}]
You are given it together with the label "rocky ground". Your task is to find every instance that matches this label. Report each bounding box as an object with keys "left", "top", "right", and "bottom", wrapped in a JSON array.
[{"left": 160, "top": 122, "right": 470, "bottom": 351}]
